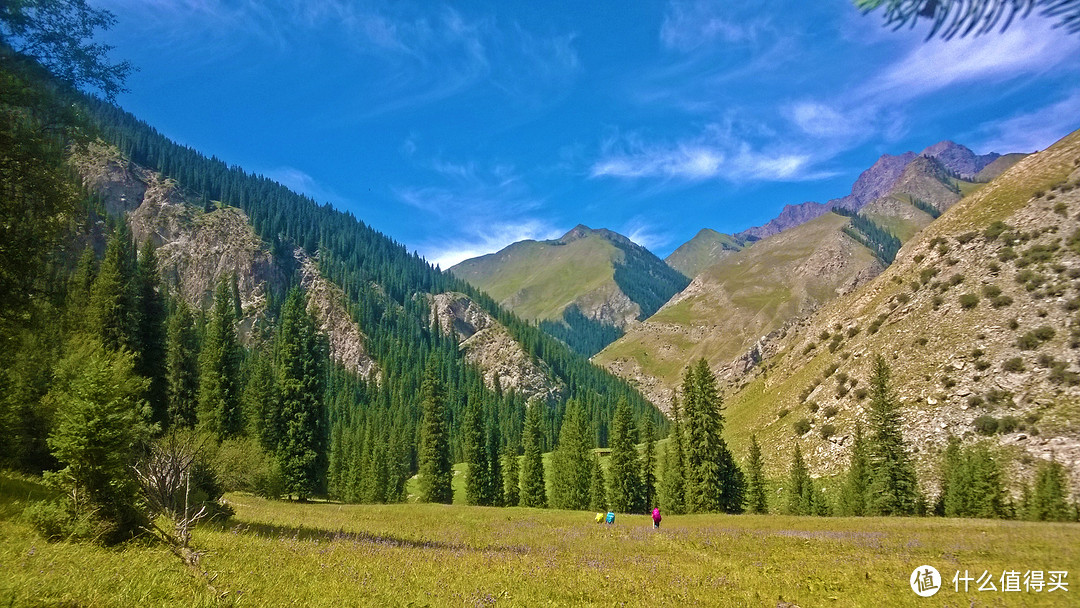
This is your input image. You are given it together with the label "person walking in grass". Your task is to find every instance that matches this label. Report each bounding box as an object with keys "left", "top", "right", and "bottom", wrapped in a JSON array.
[{"left": 652, "top": 507, "right": 662, "bottom": 529}]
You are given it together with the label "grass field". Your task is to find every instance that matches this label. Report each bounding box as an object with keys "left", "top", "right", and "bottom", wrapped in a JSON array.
[{"left": 3, "top": 471, "right": 1078, "bottom": 607}]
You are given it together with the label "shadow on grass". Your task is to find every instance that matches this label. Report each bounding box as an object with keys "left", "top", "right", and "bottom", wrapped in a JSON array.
[{"left": 205, "top": 519, "right": 532, "bottom": 556}]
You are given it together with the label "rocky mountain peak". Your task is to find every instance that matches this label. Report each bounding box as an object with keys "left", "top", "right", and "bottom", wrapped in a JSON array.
[{"left": 921, "top": 140, "right": 1000, "bottom": 178}]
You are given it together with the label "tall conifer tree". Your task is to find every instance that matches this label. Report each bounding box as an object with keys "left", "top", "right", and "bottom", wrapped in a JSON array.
[
  {"left": 866, "top": 356, "right": 919, "bottom": 515},
  {"left": 608, "top": 397, "right": 643, "bottom": 513},
  {"left": 519, "top": 403, "right": 547, "bottom": 508},
  {"left": 135, "top": 240, "right": 168, "bottom": 427},
  {"left": 503, "top": 445, "right": 520, "bottom": 507},
  {"left": 588, "top": 455, "right": 607, "bottom": 512},
  {"left": 198, "top": 276, "right": 242, "bottom": 438},
  {"left": 745, "top": 434, "right": 768, "bottom": 514},
  {"left": 418, "top": 363, "right": 453, "bottom": 504},
  {"left": 550, "top": 399, "right": 592, "bottom": 510},
  {"left": 641, "top": 415, "right": 657, "bottom": 510},
  {"left": 463, "top": 394, "right": 488, "bottom": 506},
  {"left": 89, "top": 227, "right": 138, "bottom": 353},
  {"left": 659, "top": 396, "right": 687, "bottom": 514},
  {"left": 682, "top": 359, "right": 744, "bottom": 513},
  {"left": 165, "top": 300, "right": 199, "bottom": 428},
  {"left": 275, "top": 287, "right": 327, "bottom": 501},
  {"left": 840, "top": 425, "right": 871, "bottom": 516}
]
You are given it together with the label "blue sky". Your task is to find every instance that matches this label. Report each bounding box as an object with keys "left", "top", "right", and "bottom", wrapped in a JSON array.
[{"left": 95, "top": 0, "right": 1080, "bottom": 267}]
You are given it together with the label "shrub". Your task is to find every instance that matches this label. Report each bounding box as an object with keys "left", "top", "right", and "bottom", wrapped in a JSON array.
[
  {"left": 981, "top": 285, "right": 1001, "bottom": 298},
  {"left": 818, "top": 330, "right": 831, "bottom": 341},
  {"left": 823, "top": 405, "right": 839, "bottom": 418},
  {"left": 1008, "top": 318, "right": 1020, "bottom": 330},
  {"left": 998, "top": 247, "right": 1017, "bottom": 262},
  {"left": 941, "top": 376, "right": 956, "bottom": 388},
  {"left": 823, "top": 363, "right": 839, "bottom": 378},
  {"left": 931, "top": 295, "right": 944, "bottom": 309},
  {"left": 988, "top": 262, "right": 1000, "bottom": 274},
  {"left": 1002, "top": 357, "right": 1025, "bottom": 372},
  {"left": 974, "top": 359, "right": 991, "bottom": 371},
  {"left": 854, "top": 388, "right": 868, "bottom": 400},
  {"left": 998, "top": 416, "right": 1019, "bottom": 434},
  {"left": 807, "top": 401, "right": 820, "bottom": 413},
  {"left": 847, "top": 326, "right": 860, "bottom": 338},
  {"left": 991, "top": 295, "right": 1013, "bottom": 308},
  {"left": 820, "top": 424, "right": 836, "bottom": 440},
  {"left": 1049, "top": 362, "right": 1080, "bottom": 386},
  {"left": 956, "top": 231, "right": 979, "bottom": 245},
  {"left": 958, "top": 293, "right": 979, "bottom": 309},
  {"left": 1054, "top": 201, "right": 1068, "bottom": 216},
  {"left": 915, "top": 337, "right": 928, "bottom": 346},
  {"left": 793, "top": 418, "right": 812, "bottom": 435},
  {"left": 966, "top": 395, "right": 984, "bottom": 408},
  {"left": 777, "top": 407, "right": 790, "bottom": 419},
  {"left": 984, "top": 221, "right": 1011, "bottom": 241},
  {"left": 974, "top": 415, "right": 999, "bottom": 436},
  {"left": 803, "top": 343, "right": 817, "bottom": 355}
]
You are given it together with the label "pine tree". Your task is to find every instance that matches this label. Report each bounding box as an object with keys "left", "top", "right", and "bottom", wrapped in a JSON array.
[
  {"left": 682, "top": 359, "right": 744, "bottom": 513},
  {"left": 745, "top": 434, "right": 768, "bottom": 514},
  {"left": 275, "top": 288, "right": 327, "bottom": 501},
  {"left": 418, "top": 363, "right": 453, "bottom": 504},
  {"left": 519, "top": 403, "right": 547, "bottom": 508},
  {"left": 165, "top": 301, "right": 199, "bottom": 428},
  {"left": 785, "top": 443, "right": 815, "bottom": 515},
  {"left": 1027, "top": 457, "right": 1070, "bottom": 521},
  {"left": 550, "top": 399, "right": 593, "bottom": 510},
  {"left": 608, "top": 397, "right": 643, "bottom": 513},
  {"left": 245, "top": 351, "right": 278, "bottom": 450},
  {"left": 134, "top": 240, "right": 168, "bottom": 427},
  {"left": 43, "top": 337, "right": 154, "bottom": 544},
  {"left": 588, "top": 455, "right": 607, "bottom": 512},
  {"left": 659, "top": 396, "right": 687, "bottom": 514},
  {"left": 503, "top": 445, "right": 520, "bottom": 507},
  {"left": 840, "top": 425, "right": 870, "bottom": 516},
  {"left": 463, "top": 394, "right": 488, "bottom": 506},
  {"left": 198, "top": 276, "right": 242, "bottom": 439},
  {"left": 88, "top": 227, "right": 138, "bottom": 353},
  {"left": 484, "top": 415, "right": 503, "bottom": 506},
  {"left": 641, "top": 415, "right": 657, "bottom": 511},
  {"left": 865, "top": 356, "right": 919, "bottom": 516}
]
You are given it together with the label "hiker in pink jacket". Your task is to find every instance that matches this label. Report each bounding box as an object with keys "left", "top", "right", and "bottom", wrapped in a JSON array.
[{"left": 652, "top": 507, "right": 662, "bottom": 529}]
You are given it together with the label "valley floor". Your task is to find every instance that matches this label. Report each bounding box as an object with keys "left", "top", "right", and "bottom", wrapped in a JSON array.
[{"left": 2, "top": 472, "right": 1077, "bottom": 607}]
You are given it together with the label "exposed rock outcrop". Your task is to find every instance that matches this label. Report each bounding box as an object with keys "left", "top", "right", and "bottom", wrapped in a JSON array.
[
  {"left": 429, "top": 292, "right": 562, "bottom": 400},
  {"left": 296, "top": 249, "right": 378, "bottom": 378}
]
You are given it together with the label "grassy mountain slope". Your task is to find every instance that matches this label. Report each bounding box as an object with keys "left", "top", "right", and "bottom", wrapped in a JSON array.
[
  {"left": 450, "top": 225, "right": 689, "bottom": 356},
  {"left": 720, "top": 129, "right": 1080, "bottom": 492},
  {"left": 450, "top": 229, "right": 622, "bottom": 323},
  {"left": 664, "top": 228, "right": 743, "bottom": 278},
  {"left": 595, "top": 212, "right": 883, "bottom": 409}
]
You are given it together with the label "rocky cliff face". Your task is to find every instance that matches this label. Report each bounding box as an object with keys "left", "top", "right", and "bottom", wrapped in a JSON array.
[
  {"left": 737, "top": 201, "right": 832, "bottom": 241},
  {"left": 76, "top": 144, "right": 379, "bottom": 366},
  {"left": 921, "top": 140, "right": 999, "bottom": 179},
  {"left": 429, "top": 292, "right": 562, "bottom": 400},
  {"left": 296, "top": 249, "right": 378, "bottom": 378}
]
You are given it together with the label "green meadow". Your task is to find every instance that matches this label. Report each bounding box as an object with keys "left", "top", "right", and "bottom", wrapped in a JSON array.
[{"left": 3, "top": 471, "right": 1078, "bottom": 607}]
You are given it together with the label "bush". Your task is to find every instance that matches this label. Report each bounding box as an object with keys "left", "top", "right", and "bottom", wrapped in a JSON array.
[
  {"left": 24, "top": 501, "right": 111, "bottom": 543},
  {"left": 1008, "top": 318, "right": 1020, "bottom": 330},
  {"left": 777, "top": 407, "right": 790, "bottom": 419},
  {"left": 974, "top": 359, "right": 991, "bottom": 371},
  {"left": 958, "top": 293, "right": 979, "bottom": 309},
  {"left": 854, "top": 388, "right": 868, "bottom": 400},
  {"left": 823, "top": 363, "right": 839, "bottom": 378},
  {"left": 974, "top": 415, "right": 999, "bottom": 436},
  {"left": 998, "top": 416, "right": 1019, "bottom": 434},
  {"left": 984, "top": 221, "right": 1011, "bottom": 241},
  {"left": 820, "top": 424, "right": 836, "bottom": 440},
  {"left": 966, "top": 395, "right": 984, "bottom": 408},
  {"left": 1017, "top": 326, "right": 1056, "bottom": 350},
  {"left": 823, "top": 405, "right": 839, "bottom": 418},
  {"left": 956, "top": 231, "right": 978, "bottom": 245},
  {"left": 991, "top": 295, "right": 1013, "bottom": 308},
  {"left": 1002, "top": 357, "right": 1025, "bottom": 372},
  {"left": 793, "top": 418, "right": 812, "bottom": 436},
  {"left": 807, "top": 401, "right": 820, "bottom": 413},
  {"left": 931, "top": 295, "right": 944, "bottom": 309},
  {"left": 981, "top": 285, "right": 1001, "bottom": 298}
]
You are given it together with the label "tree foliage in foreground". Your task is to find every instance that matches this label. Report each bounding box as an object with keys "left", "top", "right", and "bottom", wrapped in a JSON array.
[{"left": 854, "top": 0, "right": 1080, "bottom": 40}]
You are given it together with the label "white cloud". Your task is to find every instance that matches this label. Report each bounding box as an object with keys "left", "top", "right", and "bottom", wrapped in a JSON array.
[
  {"left": 659, "top": 1, "right": 762, "bottom": 52},
  {"left": 622, "top": 218, "right": 671, "bottom": 253},
  {"left": 262, "top": 166, "right": 346, "bottom": 205},
  {"left": 424, "top": 220, "right": 563, "bottom": 268},
  {"left": 589, "top": 127, "right": 832, "bottom": 183},
  {"left": 869, "top": 17, "right": 1080, "bottom": 100},
  {"left": 974, "top": 89, "right": 1080, "bottom": 154}
]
